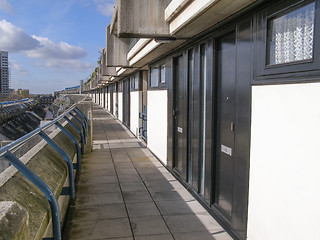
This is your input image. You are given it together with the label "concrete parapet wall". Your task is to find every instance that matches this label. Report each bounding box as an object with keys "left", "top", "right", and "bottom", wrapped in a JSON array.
[
  {"left": 0, "top": 101, "right": 92, "bottom": 240},
  {"left": 0, "top": 201, "right": 29, "bottom": 240}
]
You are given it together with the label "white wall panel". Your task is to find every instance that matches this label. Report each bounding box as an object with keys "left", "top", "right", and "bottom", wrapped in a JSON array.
[
  {"left": 130, "top": 91, "right": 142, "bottom": 136},
  {"left": 118, "top": 92, "right": 123, "bottom": 122},
  {"left": 248, "top": 82, "right": 320, "bottom": 240},
  {"left": 113, "top": 92, "right": 117, "bottom": 117},
  {"left": 147, "top": 90, "right": 167, "bottom": 164},
  {"left": 104, "top": 91, "right": 108, "bottom": 110},
  {"left": 107, "top": 92, "right": 111, "bottom": 112},
  {"left": 100, "top": 91, "right": 103, "bottom": 106}
]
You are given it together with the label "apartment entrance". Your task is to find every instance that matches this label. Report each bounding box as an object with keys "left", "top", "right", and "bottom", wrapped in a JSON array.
[
  {"left": 172, "top": 55, "right": 188, "bottom": 179},
  {"left": 123, "top": 78, "right": 130, "bottom": 127},
  {"left": 215, "top": 31, "right": 237, "bottom": 217},
  {"left": 110, "top": 84, "right": 114, "bottom": 114}
]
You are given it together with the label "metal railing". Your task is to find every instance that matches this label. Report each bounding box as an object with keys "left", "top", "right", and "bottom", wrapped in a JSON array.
[
  {"left": 139, "top": 105, "right": 147, "bottom": 141},
  {"left": 0, "top": 105, "right": 88, "bottom": 240}
]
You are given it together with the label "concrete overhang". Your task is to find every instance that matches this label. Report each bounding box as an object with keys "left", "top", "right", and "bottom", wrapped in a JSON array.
[
  {"left": 128, "top": 39, "right": 186, "bottom": 68},
  {"left": 102, "top": 66, "right": 118, "bottom": 77},
  {"left": 167, "top": 0, "right": 258, "bottom": 38},
  {"left": 116, "top": 67, "right": 138, "bottom": 78},
  {"left": 110, "top": 0, "right": 173, "bottom": 39},
  {"left": 100, "top": 47, "right": 118, "bottom": 77},
  {"left": 106, "top": 25, "right": 130, "bottom": 67},
  {"left": 98, "top": 76, "right": 109, "bottom": 82},
  {"left": 111, "top": 0, "right": 258, "bottom": 39}
]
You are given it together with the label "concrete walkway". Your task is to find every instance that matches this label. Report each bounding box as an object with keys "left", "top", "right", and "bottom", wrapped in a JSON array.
[{"left": 63, "top": 104, "right": 232, "bottom": 240}]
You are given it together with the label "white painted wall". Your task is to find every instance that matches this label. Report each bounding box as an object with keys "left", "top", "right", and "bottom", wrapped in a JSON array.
[
  {"left": 130, "top": 91, "right": 142, "bottom": 137},
  {"left": 247, "top": 82, "right": 320, "bottom": 240},
  {"left": 100, "top": 91, "right": 103, "bottom": 106},
  {"left": 107, "top": 92, "right": 111, "bottom": 112},
  {"left": 113, "top": 92, "right": 117, "bottom": 117},
  {"left": 118, "top": 92, "right": 123, "bottom": 122},
  {"left": 147, "top": 90, "right": 167, "bottom": 164},
  {"left": 104, "top": 91, "right": 108, "bottom": 110}
]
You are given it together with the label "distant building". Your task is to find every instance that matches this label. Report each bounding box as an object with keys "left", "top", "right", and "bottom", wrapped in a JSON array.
[
  {"left": 39, "top": 95, "right": 55, "bottom": 107},
  {"left": 0, "top": 51, "right": 9, "bottom": 98}
]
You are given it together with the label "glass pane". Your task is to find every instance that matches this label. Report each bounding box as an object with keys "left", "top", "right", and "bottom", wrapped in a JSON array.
[
  {"left": 135, "top": 76, "right": 139, "bottom": 89},
  {"left": 269, "top": 2, "right": 315, "bottom": 65},
  {"left": 200, "top": 44, "right": 206, "bottom": 196},
  {"left": 187, "top": 50, "right": 194, "bottom": 184},
  {"left": 150, "top": 67, "right": 159, "bottom": 87},
  {"left": 131, "top": 77, "right": 135, "bottom": 89},
  {"left": 160, "top": 65, "right": 166, "bottom": 83}
]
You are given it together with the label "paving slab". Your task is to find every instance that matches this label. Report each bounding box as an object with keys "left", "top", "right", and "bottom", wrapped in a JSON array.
[
  {"left": 75, "top": 192, "right": 123, "bottom": 206},
  {"left": 126, "top": 202, "right": 160, "bottom": 217},
  {"left": 119, "top": 181, "right": 147, "bottom": 192},
  {"left": 155, "top": 200, "right": 208, "bottom": 215},
  {"left": 69, "top": 203, "right": 127, "bottom": 221},
  {"left": 130, "top": 216, "right": 170, "bottom": 236},
  {"left": 76, "top": 182, "right": 121, "bottom": 195},
  {"left": 65, "top": 218, "right": 132, "bottom": 240}
]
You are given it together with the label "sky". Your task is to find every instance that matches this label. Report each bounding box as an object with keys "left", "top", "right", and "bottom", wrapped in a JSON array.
[{"left": 0, "top": 0, "right": 114, "bottom": 94}]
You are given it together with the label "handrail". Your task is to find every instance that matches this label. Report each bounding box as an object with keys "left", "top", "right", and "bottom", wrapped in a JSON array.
[
  {"left": 0, "top": 103, "right": 88, "bottom": 240},
  {"left": 0, "top": 104, "right": 83, "bottom": 157},
  {"left": 139, "top": 105, "right": 147, "bottom": 141}
]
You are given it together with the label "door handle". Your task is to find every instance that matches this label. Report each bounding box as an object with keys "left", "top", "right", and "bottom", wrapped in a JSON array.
[
  {"left": 230, "top": 122, "right": 234, "bottom": 132},
  {"left": 173, "top": 110, "right": 177, "bottom": 116}
]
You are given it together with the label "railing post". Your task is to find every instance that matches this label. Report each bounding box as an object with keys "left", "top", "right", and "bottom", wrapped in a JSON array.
[
  {"left": 72, "top": 109, "right": 88, "bottom": 137},
  {"left": 74, "top": 107, "right": 87, "bottom": 120},
  {"left": 39, "top": 131, "right": 75, "bottom": 199},
  {"left": 69, "top": 112, "right": 87, "bottom": 143},
  {"left": 74, "top": 107, "right": 88, "bottom": 128},
  {"left": 55, "top": 122, "right": 81, "bottom": 171},
  {"left": 63, "top": 116, "right": 85, "bottom": 155},
  {"left": 3, "top": 151, "right": 61, "bottom": 240}
]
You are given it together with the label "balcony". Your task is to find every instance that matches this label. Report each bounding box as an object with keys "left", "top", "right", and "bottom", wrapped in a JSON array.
[{"left": 0, "top": 97, "right": 232, "bottom": 240}]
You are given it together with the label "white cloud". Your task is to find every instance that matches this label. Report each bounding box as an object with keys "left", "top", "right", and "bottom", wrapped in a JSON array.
[
  {"left": 27, "top": 36, "right": 86, "bottom": 60},
  {"left": 0, "top": 20, "right": 91, "bottom": 70},
  {"left": 0, "top": 20, "right": 39, "bottom": 52},
  {"left": 93, "top": 0, "right": 114, "bottom": 17},
  {"left": 10, "top": 61, "right": 28, "bottom": 75},
  {"left": 0, "top": 0, "right": 14, "bottom": 13},
  {"left": 34, "top": 58, "right": 93, "bottom": 71}
]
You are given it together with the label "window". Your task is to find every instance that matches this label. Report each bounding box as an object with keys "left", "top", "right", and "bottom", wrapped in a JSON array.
[
  {"left": 134, "top": 75, "right": 139, "bottom": 89},
  {"left": 119, "top": 81, "right": 123, "bottom": 92},
  {"left": 130, "top": 74, "right": 139, "bottom": 90},
  {"left": 268, "top": 2, "right": 315, "bottom": 65},
  {"left": 160, "top": 65, "right": 166, "bottom": 83},
  {"left": 150, "top": 67, "right": 159, "bottom": 87},
  {"left": 199, "top": 44, "right": 207, "bottom": 195},
  {"left": 131, "top": 76, "right": 135, "bottom": 89}
]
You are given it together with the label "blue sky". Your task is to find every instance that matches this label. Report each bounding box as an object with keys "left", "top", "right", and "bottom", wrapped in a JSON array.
[{"left": 0, "top": 0, "right": 114, "bottom": 94}]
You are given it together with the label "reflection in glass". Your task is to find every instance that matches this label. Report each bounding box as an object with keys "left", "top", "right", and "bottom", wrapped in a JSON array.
[
  {"left": 150, "top": 67, "right": 159, "bottom": 87},
  {"left": 160, "top": 65, "right": 166, "bottom": 83}
]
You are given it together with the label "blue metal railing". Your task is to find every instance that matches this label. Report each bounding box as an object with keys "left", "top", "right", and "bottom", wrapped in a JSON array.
[
  {"left": 0, "top": 105, "right": 88, "bottom": 240},
  {"left": 139, "top": 105, "right": 147, "bottom": 141}
]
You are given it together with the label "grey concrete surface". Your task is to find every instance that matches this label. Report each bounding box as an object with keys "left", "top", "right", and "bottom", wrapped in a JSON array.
[{"left": 62, "top": 104, "right": 233, "bottom": 240}]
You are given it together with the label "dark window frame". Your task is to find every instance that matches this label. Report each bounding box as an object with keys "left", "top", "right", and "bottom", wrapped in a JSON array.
[
  {"left": 119, "top": 80, "right": 123, "bottom": 92},
  {"left": 130, "top": 71, "right": 142, "bottom": 91},
  {"left": 254, "top": 0, "right": 320, "bottom": 82},
  {"left": 148, "top": 61, "right": 168, "bottom": 90},
  {"left": 160, "top": 64, "right": 166, "bottom": 84}
]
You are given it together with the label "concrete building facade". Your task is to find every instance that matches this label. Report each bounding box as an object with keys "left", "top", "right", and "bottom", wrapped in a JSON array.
[
  {"left": 0, "top": 51, "right": 9, "bottom": 98},
  {"left": 86, "top": 0, "right": 320, "bottom": 239}
]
